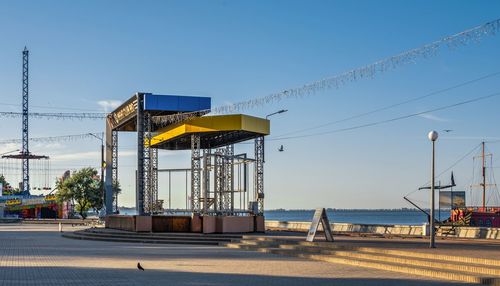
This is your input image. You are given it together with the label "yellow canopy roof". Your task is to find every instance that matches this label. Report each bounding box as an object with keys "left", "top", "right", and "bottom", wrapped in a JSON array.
[{"left": 149, "top": 114, "right": 270, "bottom": 150}]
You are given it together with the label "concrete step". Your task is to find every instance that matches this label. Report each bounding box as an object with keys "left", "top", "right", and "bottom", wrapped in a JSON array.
[
  {"left": 354, "top": 246, "right": 500, "bottom": 268},
  {"left": 75, "top": 230, "right": 235, "bottom": 242},
  {"left": 227, "top": 243, "right": 500, "bottom": 285},
  {"left": 277, "top": 244, "right": 500, "bottom": 277},
  {"left": 85, "top": 228, "right": 244, "bottom": 239},
  {"left": 288, "top": 250, "right": 499, "bottom": 285},
  {"left": 229, "top": 240, "right": 500, "bottom": 285},
  {"left": 62, "top": 232, "right": 221, "bottom": 245},
  {"left": 241, "top": 237, "right": 500, "bottom": 267}
]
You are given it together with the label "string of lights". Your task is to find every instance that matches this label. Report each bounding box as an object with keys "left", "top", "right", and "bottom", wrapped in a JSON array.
[
  {"left": 0, "top": 111, "right": 106, "bottom": 120},
  {"left": 1, "top": 19, "right": 498, "bottom": 128},
  {"left": 152, "top": 18, "right": 500, "bottom": 127},
  {"left": 1, "top": 102, "right": 103, "bottom": 112},
  {"left": 0, "top": 133, "right": 104, "bottom": 144},
  {"left": 274, "top": 70, "right": 500, "bottom": 138}
]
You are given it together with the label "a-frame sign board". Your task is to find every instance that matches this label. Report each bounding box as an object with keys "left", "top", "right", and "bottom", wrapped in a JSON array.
[{"left": 306, "top": 208, "right": 334, "bottom": 242}]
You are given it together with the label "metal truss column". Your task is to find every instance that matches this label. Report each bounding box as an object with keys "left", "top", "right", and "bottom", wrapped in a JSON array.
[
  {"left": 191, "top": 134, "right": 201, "bottom": 213},
  {"left": 136, "top": 93, "right": 145, "bottom": 216},
  {"left": 21, "top": 47, "right": 30, "bottom": 195},
  {"left": 150, "top": 146, "right": 158, "bottom": 213},
  {"left": 142, "top": 113, "right": 153, "bottom": 215},
  {"left": 111, "top": 130, "right": 118, "bottom": 212},
  {"left": 202, "top": 149, "right": 211, "bottom": 215},
  {"left": 255, "top": 136, "right": 265, "bottom": 215},
  {"left": 225, "top": 144, "right": 234, "bottom": 214},
  {"left": 214, "top": 148, "right": 224, "bottom": 213}
]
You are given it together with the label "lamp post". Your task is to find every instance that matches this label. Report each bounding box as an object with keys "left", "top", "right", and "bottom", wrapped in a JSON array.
[
  {"left": 265, "top": 110, "right": 288, "bottom": 162},
  {"left": 266, "top": 109, "right": 288, "bottom": 120},
  {"left": 428, "top": 130, "right": 438, "bottom": 248},
  {"left": 88, "top": 133, "right": 105, "bottom": 208}
]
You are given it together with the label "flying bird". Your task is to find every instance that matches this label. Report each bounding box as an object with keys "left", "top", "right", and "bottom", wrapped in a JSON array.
[
  {"left": 137, "top": 262, "right": 145, "bottom": 271},
  {"left": 278, "top": 145, "right": 284, "bottom": 152},
  {"left": 443, "top": 129, "right": 453, "bottom": 133}
]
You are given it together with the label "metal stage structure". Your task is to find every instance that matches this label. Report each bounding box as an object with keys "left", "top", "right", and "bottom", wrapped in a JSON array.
[
  {"left": 105, "top": 92, "right": 211, "bottom": 215},
  {"left": 105, "top": 94, "right": 269, "bottom": 219}
]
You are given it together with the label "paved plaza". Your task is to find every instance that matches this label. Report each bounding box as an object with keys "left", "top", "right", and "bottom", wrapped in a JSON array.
[{"left": 0, "top": 224, "right": 472, "bottom": 286}]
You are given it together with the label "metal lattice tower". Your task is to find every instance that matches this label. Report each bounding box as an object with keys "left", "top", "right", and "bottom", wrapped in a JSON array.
[
  {"left": 214, "top": 148, "right": 224, "bottom": 213},
  {"left": 143, "top": 113, "right": 152, "bottom": 214},
  {"left": 150, "top": 146, "right": 158, "bottom": 213},
  {"left": 111, "top": 130, "right": 118, "bottom": 211},
  {"left": 255, "top": 136, "right": 265, "bottom": 214},
  {"left": 22, "top": 47, "right": 30, "bottom": 195},
  {"left": 224, "top": 144, "right": 234, "bottom": 214},
  {"left": 136, "top": 94, "right": 145, "bottom": 215},
  {"left": 202, "top": 149, "right": 211, "bottom": 214},
  {"left": 191, "top": 134, "right": 201, "bottom": 213}
]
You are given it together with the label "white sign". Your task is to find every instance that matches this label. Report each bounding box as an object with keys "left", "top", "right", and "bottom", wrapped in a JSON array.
[{"left": 306, "top": 208, "right": 334, "bottom": 242}]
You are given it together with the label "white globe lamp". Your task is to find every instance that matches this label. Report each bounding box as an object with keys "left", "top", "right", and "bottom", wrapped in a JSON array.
[{"left": 428, "top": 131, "right": 439, "bottom": 142}]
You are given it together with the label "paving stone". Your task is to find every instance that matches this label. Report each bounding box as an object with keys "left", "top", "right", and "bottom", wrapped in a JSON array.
[{"left": 0, "top": 224, "right": 472, "bottom": 285}]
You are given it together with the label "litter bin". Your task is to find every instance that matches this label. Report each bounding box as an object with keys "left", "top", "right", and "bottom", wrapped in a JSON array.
[{"left": 422, "top": 223, "right": 430, "bottom": 236}]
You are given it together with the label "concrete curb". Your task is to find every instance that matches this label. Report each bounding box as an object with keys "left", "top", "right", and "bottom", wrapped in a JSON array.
[{"left": 266, "top": 220, "right": 500, "bottom": 240}]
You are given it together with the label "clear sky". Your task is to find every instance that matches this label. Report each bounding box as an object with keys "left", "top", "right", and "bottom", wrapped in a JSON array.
[{"left": 1, "top": 0, "right": 500, "bottom": 209}]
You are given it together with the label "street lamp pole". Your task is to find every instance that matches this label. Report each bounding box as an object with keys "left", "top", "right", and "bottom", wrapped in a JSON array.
[
  {"left": 266, "top": 110, "right": 288, "bottom": 120},
  {"left": 88, "top": 133, "right": 105, "bottom": 208},
  {"left": 428, "top": 130, "right": 438, "bottom": 248},
  {"left": 265, "top": 109, "right": 288, "bottom": 162}
]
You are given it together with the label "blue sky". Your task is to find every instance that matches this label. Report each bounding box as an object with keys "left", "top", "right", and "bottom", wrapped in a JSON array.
[{"left": 1, "top": 0, "right": 500, "bottom": 209}]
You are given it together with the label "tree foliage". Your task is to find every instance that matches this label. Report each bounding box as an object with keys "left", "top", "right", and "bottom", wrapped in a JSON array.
[
  {"left": 0, "top": 174, "right": 19, "bottom": 195},
  {"left": 0, "top": 174, "right": 8, "bottom": 187},
  {"left": 55, "top": 168, "right": 101, "bottom": 219}
]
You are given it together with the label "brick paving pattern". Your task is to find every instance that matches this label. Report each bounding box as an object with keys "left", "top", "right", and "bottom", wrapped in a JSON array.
[{"left": 0, "top": 224, "right": 472, "bottom": 285}]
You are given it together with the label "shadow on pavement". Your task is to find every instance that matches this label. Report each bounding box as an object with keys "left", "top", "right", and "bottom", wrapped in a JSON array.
[{"left": 0, "top": 266, "right": 472, "bottom": 286}]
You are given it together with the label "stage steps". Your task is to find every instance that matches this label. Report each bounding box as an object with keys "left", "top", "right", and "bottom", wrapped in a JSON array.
[{"left": 62, "top": 228, "right": 242, "bottom": 245}]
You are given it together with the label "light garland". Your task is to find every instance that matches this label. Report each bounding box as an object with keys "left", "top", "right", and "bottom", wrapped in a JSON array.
[
  {"left": 0, "top": 133, "right": 104, "bottom": 144},
  {"left": 1, "top": 19, "right": 498, "bottom": 129},
  {"left": 0, "top": 111, "right": 106, "bottom": 120},
  {"left": 152, "top": 18, "right": 500, "bottom": 127}
]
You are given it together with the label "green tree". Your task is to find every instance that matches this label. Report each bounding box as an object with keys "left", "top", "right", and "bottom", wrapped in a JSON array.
[
  {"left": 55, "top": 168, "right": 101, "bottom": 219},
  {"left": 0, "top": 175, "right": 9, "bottom": 193},
  {"left": 0, "top": 175, "right": 19, "bottom": 195}
]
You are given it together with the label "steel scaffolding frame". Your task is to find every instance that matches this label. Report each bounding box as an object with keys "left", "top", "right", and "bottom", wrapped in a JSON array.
[
  {"left": 202, "top": 149, "right": 211, "bottom": 214},
  {"left": 151, "top": 146, "right": 159, "bottom": 213},
  {"left": 140, "top": 113, "right": 160, "bottom": 215},
  {"left": 255, "top": 136, "right": 264, "bottom": 215},
  {"left": 142, "top": 113, "right": 152, "bottom": 214},
  {"left": 136, "top": 93, "right": 145, "bottom": 215},
  {"left": 105, "top": 92, "right": 212, "bottom": 216},
  {"left": 187, "top": 143, "right": 259, "bottom": 216},
  {"left": 21, "top": 48, "right": 30, "bottom": 195},
  {"left": 223, "top": 144, "right": 234, "bottom": 214},
  {"left": 104, "top": 93, "right": 266, "bottom": 218},
  {"left": 191, "top": 134, "right": 202, "bottom": 213},
  {"left": 111, "top": 130, "right": 118, "bottom": 212},
  {"left": 214, "top": 148, "right": 224, "bottom": 213}
]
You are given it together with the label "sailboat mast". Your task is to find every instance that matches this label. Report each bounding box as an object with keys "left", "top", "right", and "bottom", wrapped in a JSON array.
[{"left": 482, "top": 141, "right": 486, "bottom": 210}]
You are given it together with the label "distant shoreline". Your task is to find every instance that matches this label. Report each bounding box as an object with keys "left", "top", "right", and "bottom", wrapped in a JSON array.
[{"left": 117, "top": 207, "right": 434, "bottom": 212}]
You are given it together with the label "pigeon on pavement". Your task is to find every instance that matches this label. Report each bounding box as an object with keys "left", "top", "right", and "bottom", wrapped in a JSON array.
[{"left": 137, "top": 262, "right": 145, "bottom": 271}]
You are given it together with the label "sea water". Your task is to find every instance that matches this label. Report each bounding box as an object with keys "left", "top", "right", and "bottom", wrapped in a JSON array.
[
  {"left": 264, "top": 209, "right": 450, "bottom": 225},
  {"left": 118, "top": 208, "right": 450, "bottom": 225}
]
